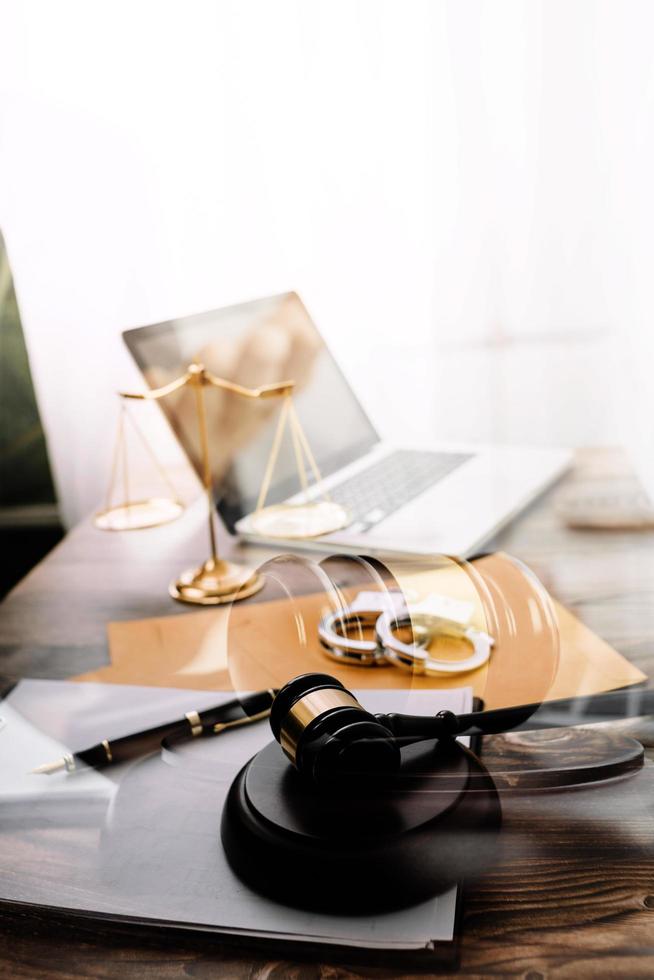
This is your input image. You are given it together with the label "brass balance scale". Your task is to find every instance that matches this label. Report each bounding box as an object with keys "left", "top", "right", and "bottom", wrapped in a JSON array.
[{"left": 94, "top": 362, "right": 349, "bottom": 605}]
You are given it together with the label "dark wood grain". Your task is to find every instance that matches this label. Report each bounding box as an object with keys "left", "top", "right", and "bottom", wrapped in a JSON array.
[{"left": 3, "top": 448, "right": 654, "bottom": 978}]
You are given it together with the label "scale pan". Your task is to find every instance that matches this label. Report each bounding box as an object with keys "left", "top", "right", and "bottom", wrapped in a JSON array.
[
  {"left": 94, "top": 497, "right": 184, "bottom": 531},
  {"left": 246, "top": 501, "right": 350, "bottom": 539}
]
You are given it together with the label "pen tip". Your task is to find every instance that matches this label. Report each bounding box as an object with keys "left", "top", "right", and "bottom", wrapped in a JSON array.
[{"left": 30, "top": 759, "right": 66, "bottom": 775}]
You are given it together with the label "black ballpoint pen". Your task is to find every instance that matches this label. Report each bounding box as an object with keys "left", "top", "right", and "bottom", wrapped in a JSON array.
[{"left": 31, "top": 689, "right": 278, "bottom": 774}]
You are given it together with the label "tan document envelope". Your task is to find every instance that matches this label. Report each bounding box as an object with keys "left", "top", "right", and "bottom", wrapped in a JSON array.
[{"left": 74, "top": 554, "right": 646, "bottom": 707}]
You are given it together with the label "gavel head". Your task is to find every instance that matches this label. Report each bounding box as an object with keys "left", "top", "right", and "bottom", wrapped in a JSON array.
[{"left": 270, "top": 673, "right": 401, "bottom": 785}]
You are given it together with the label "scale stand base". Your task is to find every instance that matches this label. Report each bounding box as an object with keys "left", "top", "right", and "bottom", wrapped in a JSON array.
[{"left": 170, "top": 558, "right": 264, "bottom": 606}]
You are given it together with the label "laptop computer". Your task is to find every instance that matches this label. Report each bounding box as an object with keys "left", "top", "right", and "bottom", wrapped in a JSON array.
[{"left": 123, "top": 292, "right": 570, "bottom": 557}]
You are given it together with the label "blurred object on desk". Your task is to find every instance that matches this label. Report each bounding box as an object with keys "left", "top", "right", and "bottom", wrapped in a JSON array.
[
  {"left": 557, "top": 447, "right": 654, "bottom": 530},
  {"left": 558, "top": 489, "right": 654, "bottom": 530}
]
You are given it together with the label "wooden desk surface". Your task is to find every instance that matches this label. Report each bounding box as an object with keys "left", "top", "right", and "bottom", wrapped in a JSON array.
[{"left": 2, "top": 447, "right": 654, "bottom": 978}]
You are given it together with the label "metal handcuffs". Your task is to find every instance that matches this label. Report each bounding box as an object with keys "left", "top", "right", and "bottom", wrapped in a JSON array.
[{"left": 318, "top": 591, "right": 494, "bottom": 676}]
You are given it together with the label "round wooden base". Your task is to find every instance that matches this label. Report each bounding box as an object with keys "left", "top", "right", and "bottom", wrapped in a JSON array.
[{"left": 221, "top": 738, "right": 502, "bottom": 914}]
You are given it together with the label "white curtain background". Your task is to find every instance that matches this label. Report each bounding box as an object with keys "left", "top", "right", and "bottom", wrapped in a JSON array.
[{"left": 1, "top": 0, "right": 653, "bottom": 526}]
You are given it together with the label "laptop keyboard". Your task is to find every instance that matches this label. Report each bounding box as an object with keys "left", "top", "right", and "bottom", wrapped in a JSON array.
[{"left": 329, "top": 449, "right": 472, "bottom": 531}]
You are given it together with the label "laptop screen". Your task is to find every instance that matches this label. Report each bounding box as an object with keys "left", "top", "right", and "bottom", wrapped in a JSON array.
[{"left": 122, "top": 292, "right": 379, "bottom": 531}]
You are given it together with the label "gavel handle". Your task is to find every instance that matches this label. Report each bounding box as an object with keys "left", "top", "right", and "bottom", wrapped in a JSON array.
[{"left": 379, "top": 686, "right": 654, "bottom": 742}]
